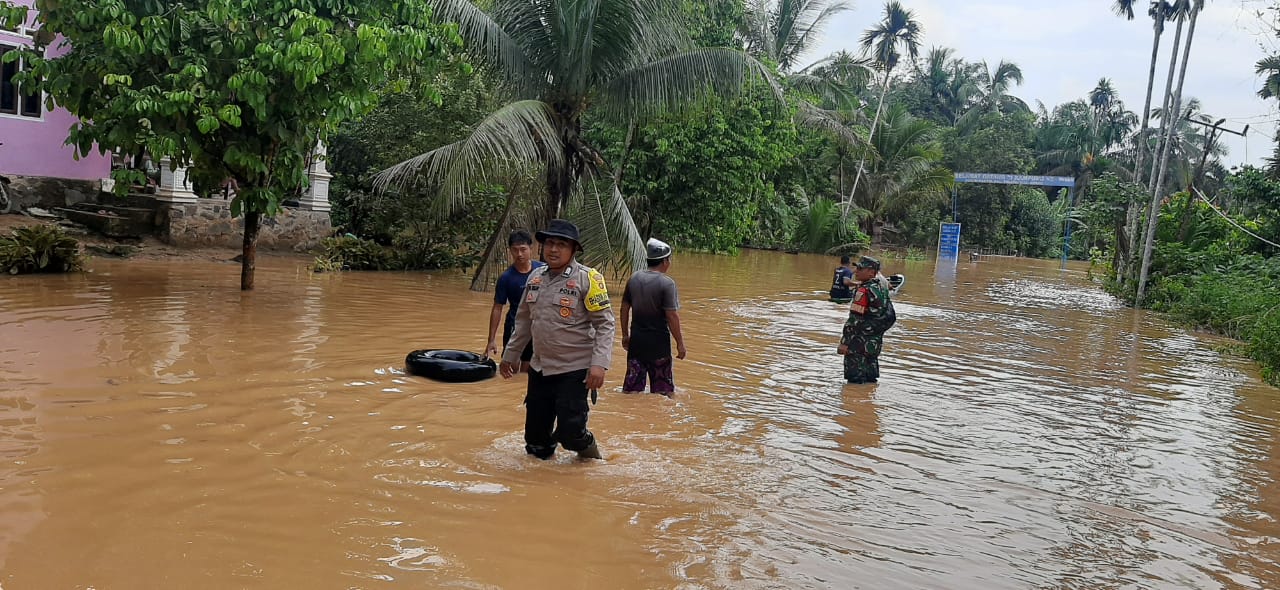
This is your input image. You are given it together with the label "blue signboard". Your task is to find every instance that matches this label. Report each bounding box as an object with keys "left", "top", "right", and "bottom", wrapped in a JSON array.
[
  {"left": 954, "top": 172, "right": 1075, "bottom": 187},
  {"left": 938, "top": 222, "right": 961, "bottom": 259}
]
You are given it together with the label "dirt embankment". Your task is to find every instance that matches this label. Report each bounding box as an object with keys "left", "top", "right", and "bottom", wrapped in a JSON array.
[{"left": 0, "top": 213, "right": 313, "bottom": 263}]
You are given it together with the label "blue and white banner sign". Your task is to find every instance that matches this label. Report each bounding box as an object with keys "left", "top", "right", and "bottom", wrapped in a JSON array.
[
  {"left": 954, "top": 173, "right": 1075, "bottom": 187},
  {"left": 939, "top": 223, "right": 961, "bottom": 259}
]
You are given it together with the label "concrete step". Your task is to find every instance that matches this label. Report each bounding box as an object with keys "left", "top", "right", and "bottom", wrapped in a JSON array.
[
  {"left": 54, "top": 208, "right": 153, "bottom": 239},
  {"left": 68, "top": 202, "right": 157, "bottom": 224}
]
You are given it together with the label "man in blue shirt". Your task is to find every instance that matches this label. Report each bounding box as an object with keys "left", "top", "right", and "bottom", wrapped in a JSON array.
[
  {"left": 486, "top": 230, "right": 546, "bottom": 371},
  {"left": 830, "top": 255, "right": 855, "bottom": 303}
]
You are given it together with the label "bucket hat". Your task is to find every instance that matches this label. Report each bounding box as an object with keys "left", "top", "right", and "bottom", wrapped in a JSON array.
[{"left": 535, "top": 219, "right": 582, "bottom": 251}]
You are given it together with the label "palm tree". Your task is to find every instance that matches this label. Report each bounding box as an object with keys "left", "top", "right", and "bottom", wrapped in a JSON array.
[
  {"left": 1115, "top": 0, "right": 1175, "bottom": 285},
  {"left": 1257, "top": 54, "right": 1280, "bottom": 100},
  {"left": 914, "top": 46, "right": 977, "bottom": 125},
  {"left": 1149, "top": 98, "right": 1224, "bottom": 190},
  {"left": 738, "top": 0, "right": 871, "bottom": 108},
  {"left": 1035, "top": 86, "right": 1137, "bottom": 203},
  {"left": 1138, "top": 0, "right": 1205, "bottom": 302},
  {"left": 1145, "top": 0, "right": 1193, "bottom": 193},
  {"left": 376, "top": 0, "right": 774, "bottom": 276},
  {"left": 847, "top": 104, "right": 952, "bottom": 237},
  {"left": 1255, "top": 54, "right": 1280, "bottom": 176},
  {"left": 739, "top": 0, "right": 850, "bottom": 74},
  {"left": 847, "top": 0, "right": 923, "bottom": 214},
  {"left": 956, "top": 59, "right": 1028, "bottom": 130},
  {"left": 1114, "top": 0, "right": 1173, "bottom": 184}
]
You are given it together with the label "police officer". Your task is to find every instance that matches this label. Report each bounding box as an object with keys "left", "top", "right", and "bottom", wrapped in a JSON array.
[{"left": 500, "top": 219, "right": 615, "bottom": 460}]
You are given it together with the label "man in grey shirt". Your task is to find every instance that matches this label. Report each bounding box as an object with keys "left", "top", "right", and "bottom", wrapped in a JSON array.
[
  {"left": 620, "top": 238, "right": 686, "bottom": 396},
  {"left": 500, "top": 219, "right": 614, "bottom": 460}
]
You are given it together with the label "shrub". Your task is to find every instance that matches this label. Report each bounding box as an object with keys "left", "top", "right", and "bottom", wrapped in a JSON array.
[
  {"left": 311, "top": 232, "right": 476, "bottom": 273},
  {"left": 0, "top": 224, "right": 85, "bottom": 275},
  {"left": 311, "top": 236, "right": 396, "bottom": 272}
]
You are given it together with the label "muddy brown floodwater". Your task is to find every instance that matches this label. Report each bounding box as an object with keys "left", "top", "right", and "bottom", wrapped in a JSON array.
[{"left": 1, "top": 250, "right": 1278, "bottom": 589}]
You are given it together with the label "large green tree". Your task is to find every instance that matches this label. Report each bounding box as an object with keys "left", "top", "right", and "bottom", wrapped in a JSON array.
[
  {"left": 376, "top": 0, "right": 774, "bottom": 274},
  {"left": 612, "top": 91, "right": 800, "bottom": 253},
  {"left": 3, "top": 0, "right": 459, "bottom": 289}
]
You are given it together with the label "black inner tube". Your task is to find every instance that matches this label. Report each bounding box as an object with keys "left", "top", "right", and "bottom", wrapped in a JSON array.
[{"left": 405, "top": 349, "right": 497, "bottom": 383}]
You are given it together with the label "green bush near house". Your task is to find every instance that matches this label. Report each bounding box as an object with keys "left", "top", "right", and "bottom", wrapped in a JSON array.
[
  {"left": 0, "top": 224, "right": 86, "bottom": 275},
  {"left": 312, "top": 233, "right": 476, "bottom": 273}
]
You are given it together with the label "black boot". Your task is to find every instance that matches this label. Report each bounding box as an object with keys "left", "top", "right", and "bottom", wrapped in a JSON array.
[{"left": 577, "top": 440, "right": 603, "bottom": 459}]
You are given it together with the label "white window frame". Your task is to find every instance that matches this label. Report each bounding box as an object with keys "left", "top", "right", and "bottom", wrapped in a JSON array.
[
  {"left": 0, "top": 40, "right": 43, "bottom": 122},
  {"left": 0, "top": 23, "right": 34, "bottom": 40}
]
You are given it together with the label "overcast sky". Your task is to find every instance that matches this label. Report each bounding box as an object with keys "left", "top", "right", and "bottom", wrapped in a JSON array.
[{"left": 805, "top": 0, "right": 1278, "bottom": 168}]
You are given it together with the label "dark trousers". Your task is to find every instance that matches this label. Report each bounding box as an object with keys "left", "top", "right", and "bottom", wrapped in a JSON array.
[{"left": 524, "top": 368, "right": 594, "bottom": 459}]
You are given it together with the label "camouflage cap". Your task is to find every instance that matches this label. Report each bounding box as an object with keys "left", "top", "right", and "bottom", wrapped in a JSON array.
[{"left": 855, "top": 255, "right": 881, "bottom": 271}]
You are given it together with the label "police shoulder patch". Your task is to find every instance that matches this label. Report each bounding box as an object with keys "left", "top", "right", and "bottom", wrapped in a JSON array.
[{"left": 583, "top": 267, "right": 611, "bottom": 312}]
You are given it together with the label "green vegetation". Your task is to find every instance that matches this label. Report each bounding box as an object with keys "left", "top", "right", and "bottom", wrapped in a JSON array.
[
  {"left": 2, "top": 0, "right": 461, "bottom": 289},
  {"left": 0, "top": 225, "right": 85, "bottom": 275}
]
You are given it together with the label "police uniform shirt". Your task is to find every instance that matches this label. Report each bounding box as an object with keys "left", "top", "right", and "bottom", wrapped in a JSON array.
[{"left": 501, "top": 261, "right": 615, "bottom": 375}]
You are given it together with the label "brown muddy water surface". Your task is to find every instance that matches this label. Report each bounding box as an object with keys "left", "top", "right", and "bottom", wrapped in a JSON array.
[{"left": 1, "top": 250, "right": 1278, "bottom": 589}]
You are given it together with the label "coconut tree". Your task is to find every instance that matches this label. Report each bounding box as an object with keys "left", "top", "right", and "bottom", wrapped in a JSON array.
[
  {"left": 375, "top": 0, "right": 776, "bottom": 277},
  {"left": 1138, "top": 0, "right": 1205, "bottom": 302},
  {"left": 846, "top": 104, "right": 952, "bottom": 237},
  {"left": 739, "top": 0, "right": 850, "bottom": 74},
  {"left": 1255, "top": 54, "right": 1280, "bottom": 176},
  {"left": 1148, "top": 98, "right": 1224, "bottom": 190},
  {"left": 914, "top": 46, "right": 977, "bottom": 125},
  {"left": 846, "top": 0, "right": 923, "bottom": 214},
  {"left": 956, "top": 59, "right": 1028, "bottom": 130},
  {"left": 1035, "top": 84, "right": 1137, "bottom": 204}
]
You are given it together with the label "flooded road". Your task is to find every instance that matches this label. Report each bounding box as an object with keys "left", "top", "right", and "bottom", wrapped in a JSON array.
[{"left": 1, "top": 250, "right": 1278, "bottom": 589}]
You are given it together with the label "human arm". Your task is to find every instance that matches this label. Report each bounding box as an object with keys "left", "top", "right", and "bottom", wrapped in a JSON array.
[
  {"left": 620, "top": 301, "right": 632, "bottom": 351},
  {"left": 486, "top": 303, "right": 503, "bottom": 357},
  {"left": 662, "top": 278, "right": 684, "bottom": 359},
  {"left": 499, "top": 273, "right": 538, "bottom": 378},
  {"left": 584, "top": 269, "right": 615, "bottom": 390},
  {"left": 665, "top": 309, "right": 686, "bottom": 359}
]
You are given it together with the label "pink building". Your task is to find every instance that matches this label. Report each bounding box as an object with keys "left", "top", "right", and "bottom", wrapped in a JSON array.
[{"left": 0, "top": 0, "right": 110, "bottom": 180}]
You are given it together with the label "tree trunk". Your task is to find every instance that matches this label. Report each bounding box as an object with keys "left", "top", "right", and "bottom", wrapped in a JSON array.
[
  {"left": 1138, "top": 8, "right": 1199, "bottom": 303},
  {"left": 469, "top": 189, "right": 519, "bottom": 292},
  {"left": 846, "top": 67, "right": 892, "bottom": 217},
  {"left": 1133, "top": 14, "right": 1165, "bottom": 185},
  {"left": 240, "top": 210, "right": 261, "bottom": 291},
  {"left": 1128, "top": 14, "right": 1184, "bottom": 286},
  {"left": 1146, "top": 16, "right": 1185, "bottom": 197}
]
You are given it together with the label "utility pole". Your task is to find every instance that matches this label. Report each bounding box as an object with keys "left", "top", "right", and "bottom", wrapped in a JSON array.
[{"left": 1177, "top": 117, "right": 1247, "bottom": 242}]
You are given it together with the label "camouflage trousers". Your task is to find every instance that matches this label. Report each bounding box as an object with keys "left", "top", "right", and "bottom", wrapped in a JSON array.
[{"left": 843, "top": 335, "right": 882, "bottom": 384}]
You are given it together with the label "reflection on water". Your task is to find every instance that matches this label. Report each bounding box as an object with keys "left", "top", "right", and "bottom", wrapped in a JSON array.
[{"left": 0, "top": 252, "right": 1278, "bottom": 589}]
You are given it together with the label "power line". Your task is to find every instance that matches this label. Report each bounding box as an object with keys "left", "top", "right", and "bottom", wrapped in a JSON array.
[{"left": 1195, "top": 186, "right": 1280, "bottom": 249}]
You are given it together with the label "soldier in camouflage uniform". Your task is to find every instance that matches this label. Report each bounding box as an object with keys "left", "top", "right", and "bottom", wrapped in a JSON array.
[{"left": 838, "top": 256, "right": 896, "bottom": 384}]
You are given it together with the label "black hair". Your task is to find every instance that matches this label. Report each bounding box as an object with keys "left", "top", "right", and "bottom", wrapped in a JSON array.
[
  {"left": 840, "top": 255, "right": 851, "bottom": 264},
  {"left": 508, "top": 229, "right": 534, "bottom": 247},
  {"left": 646, "top": 258, "right": 666, "bottom": 268}
]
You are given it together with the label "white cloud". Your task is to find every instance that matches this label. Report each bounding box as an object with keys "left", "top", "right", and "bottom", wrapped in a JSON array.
[{"left": 803, "top": 0, "right": 1278, "bottom": 167}]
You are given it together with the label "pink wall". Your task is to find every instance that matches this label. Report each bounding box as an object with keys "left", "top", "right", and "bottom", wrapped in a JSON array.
[{"left": 0, "top": 0, "right": 110, "bottom": 180}]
